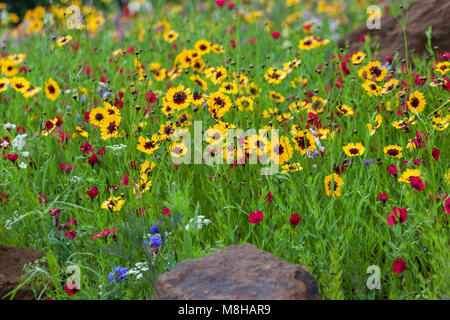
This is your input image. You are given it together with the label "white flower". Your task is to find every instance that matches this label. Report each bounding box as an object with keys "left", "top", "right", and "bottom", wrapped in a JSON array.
[
  {"left": 185, "top": 215, "right": 211, "bottom": 231},
  {"left": 21, "top": 151, "right": 29, "bottom": 157},
  {"left": 19, "top": 162, "right": 27, "bottom": 169},
  {"left": 12, "top": 134, "right": 27, "bottom": 151},
  {"left": 1, "top": 140, "right": 9, "bottom": 148},
  {"left": 3, "top": 122, "right": 16, "bottom": 130}
]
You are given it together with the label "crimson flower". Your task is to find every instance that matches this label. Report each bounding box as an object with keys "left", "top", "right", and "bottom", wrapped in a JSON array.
[
  {"left": 432, "top": 148, "right": 440, "bottom": 161},
  {"left": 260, "top": 190, "right": 273, "bottom": 202},
  {"left": 88, "top": 154, "right": 99, "bottom": 167},
  {"left": 86, "top": 186, "right": 98, "bottom": 198},
  {"left": 249, "top": 211, "right": 264, "bottom": 224},
  {"left": 98, "top": 147, "right": 106, "bottom": 156},
  {"left": 410, "top": 176, "right": 426, "bottom": 191},
  {"left": 64, "top": 282, "right": 79, "bottom": 296},
  {"left": 65, "top": 230, "right": 76, "bottom": 240},
  {"left": 38, "top": 192, "right": 48, "bottom": 204},
  {"left": 387, "top": 208, "right": 407, "bottom": 226},
  {"left": 289, "top": 214, "right": 302, "bottom": 227},
  {"left": 227, "top": 1, "right": 235, "bottom": 9},
  {"left": 7, "top": 154, "right": 18, "bottom": 162},
  {"left": 378, "top": 192, "right": 388, "bottom": 203},
  {"left": 81, "top": 142, "right": 94, "bottom": 154},
  {"left": 392, "top": 258, "right": 407, "bottom": 274}
]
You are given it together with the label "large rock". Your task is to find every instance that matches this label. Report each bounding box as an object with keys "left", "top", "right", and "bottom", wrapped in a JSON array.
[
  {"left": 338, "top": 0, "right": 450, "bottom": 60},
  {"left": 0, "top": 244, "right": 44, "bottom": 300},
  {"left": 154, "top": 243, "right": 321, "bottom": 300}
]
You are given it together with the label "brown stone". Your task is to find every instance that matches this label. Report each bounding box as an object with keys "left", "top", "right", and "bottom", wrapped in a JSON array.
[
  {"left": 154, "top": 243, "right": 321, "bottom": 300},
  {"left": 0, "top": 244, "right": 44, "bottom": 300},
  {"left": 338, "top": 0, "right": 450, "bottom": 61}
]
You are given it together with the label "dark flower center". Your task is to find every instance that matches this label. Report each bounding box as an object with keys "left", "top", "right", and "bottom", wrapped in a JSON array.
[
  {"left": 387, "top": 148, "right": 399, "bottom": 156},
  {"left": 173, "top": 91, "right": 187, "bottom": 105}
]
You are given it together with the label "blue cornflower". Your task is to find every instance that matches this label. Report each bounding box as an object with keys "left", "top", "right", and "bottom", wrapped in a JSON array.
[
  {"left": 144, "top": 234, "right": 162, "bottom": 248},
  {"left": 108, "top": 266, "right": 128, "bottom": 283},
  {"left": 149, "top": 225, "right": 160, "bottom": 234}
]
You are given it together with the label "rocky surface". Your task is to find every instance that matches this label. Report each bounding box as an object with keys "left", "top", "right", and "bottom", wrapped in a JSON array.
[
  {"left": 154, "top": 243, "right": 321, "bottom": 300},
  {"left": 338, "top": 0, "right": 450, "bottom": 61},
  {"left": 0, "top": 244, "right": 44, "bottom": 300}
]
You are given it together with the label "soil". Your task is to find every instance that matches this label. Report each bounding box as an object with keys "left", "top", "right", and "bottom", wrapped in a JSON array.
[
  {"left": 0, "top": 244, "right": 44, "bottom": 300},
  {"left": 338, "top": 0, "right": 450, "bottom": 61}
]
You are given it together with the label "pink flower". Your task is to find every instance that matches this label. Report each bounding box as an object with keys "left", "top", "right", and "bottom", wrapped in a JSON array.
[
  {"left": 92, "top": 228, "right": 118, "bottom": 240},
  {"left": 387, "top": 208, "right": 407, "bottom": 226},
  {"left": 163, "top": 207, "right": 171, "bottom": 216},
  {"left": 443, "top": 197, "right": 450, "bottom": 214},
  {"left": 60, "top": 163, "right": 76, "bottom": 171},
  {"left": 215, "top": 0, "right": 226, "bottom": 7},
  {"left": 249, "top": 211, "right": 264, "bottom": 224},
  {"left": 386, "top": 165, "right": 399, "bottom": 177},
  {"left": 98, "top": 147, "right": 106, "bottom": 156},
  {"left": 271, "top": 31, "right": 281, "bottom": 39},
  {"left": 230, "top": 39, "right": 236, "bottom": 48},
  {"left": 227, "top": 2, "right": 235, "bottom": 9},
  {"left": 392, "top": 258, "right": 407, "bottom": 274}
]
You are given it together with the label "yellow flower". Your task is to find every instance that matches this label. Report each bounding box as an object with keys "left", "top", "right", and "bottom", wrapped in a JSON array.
[
  {"left": 0, "top": 77, "right": 9, "bottom": 92},
  {"left": 406, "top": 91, "right": 426, "bottom": 114},
  {"left": 190, "top": 74, "right": 208, "bottom": 90},
  {"left": 99, "top": 115, "right": 121, "bottom": 140},
  {"left": 264, "top": 67, "right": 287, "bottom": 84},
  {"left": 163, "top": 30, "right": 178, "bottom": 43},
  {"left": 194, "top": 40, "right": 211, "bottom": 55},
  {"left": 56, "top": 35, "right": 72, "bottom": 47},
  {"left": 336, "top": 104, "right": 354, "bottom": 116},
  {"left": 1, "top": 59, "right": 18, "bottom": 77},
  {"left": 207, "top": 92, "right": 232, "bottom": 119},
  {"left": 10, "top": 77, "right": 31, "bottom": 93},
  {"left": 434, "top": 62, "right": 449, "bottom": 75},
  {"left": 383, "top": 145, "right": 403, "bottom": 158},
  {"left": 351, "top": 52, "right": 366, "bottom": 65},
  {"left": 236, "top": 96, "right": 254, "bottom": 111},
  {"left": 362, "top": 80, "right": 381, "bottom": 96},
  {"left": 324, "top": 173, "right": 344, "bottom": 197},
  {"left": 398, "top": 169, "right": 421, "bottom": 183},
  {"left": 165, "top": 85, "right": 192, "bottom": 111},
  {"left": 101, "top": 196, "right": 125, "bottom": 212},
  {"left": 343, "top": 142, "right": 365, "bottom": 157},
  {"left": 270, "top": 136, "right": 293, "bottom": 165},
  {"left": 137, "top": 135, "right": 161, "bottom": 155},
  {"left": 23, "top": 86, "right": 41, "bottom": 98},
  {"left": 45, "top": 77, "right": 60, "bottom": 101},
  {"left": 291, "top": 130, "right": 316, "bottom": 155}
]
